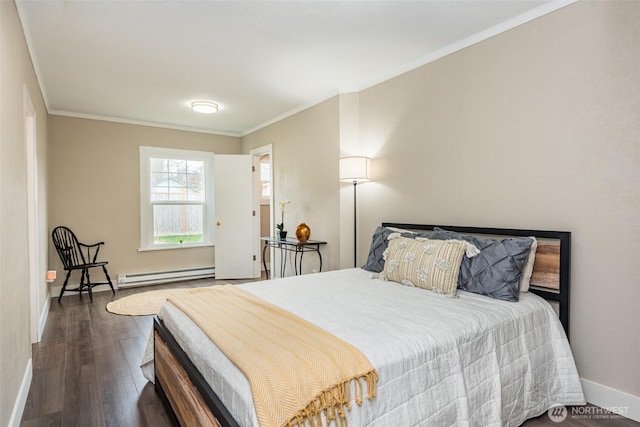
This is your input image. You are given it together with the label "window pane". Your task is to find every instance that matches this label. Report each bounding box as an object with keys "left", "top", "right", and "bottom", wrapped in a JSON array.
[
  {"left": 150, "top": 157, "right": 205, "bottom": 202},
  {"left": 261, "top": 182, "right": 271, "bottom": 198},
  {"left": 260, "top": 162, "right": 270, "bottom": 181},
  {"left": 187, "top": 160, "right": 202, "bottom": 174},
  {"left": 150, "top": 158, "right": 167, "bottom": 172},
  {"left": 167, "top": 159, "right": 186, "bottom": 174},
  {"left": 153, "top": 204, "right": 204, "bottom": 244}
]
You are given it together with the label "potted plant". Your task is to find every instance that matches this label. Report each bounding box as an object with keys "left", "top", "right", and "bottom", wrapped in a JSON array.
[{"left": 277, "top": 200, "right": 291, "bottom": 239}]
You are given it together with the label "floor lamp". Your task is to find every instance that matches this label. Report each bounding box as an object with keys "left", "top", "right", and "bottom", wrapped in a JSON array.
[{"left": 340, "top": 156, "right": 371, "bottom": 267}]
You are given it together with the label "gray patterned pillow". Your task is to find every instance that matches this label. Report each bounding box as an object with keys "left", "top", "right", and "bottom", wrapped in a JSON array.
[
  {"left": 430, "top": 227, "right": 534, "bottom": 302},
  {"left": 361, "top": 226, "right": 432, "bottom": 272}
]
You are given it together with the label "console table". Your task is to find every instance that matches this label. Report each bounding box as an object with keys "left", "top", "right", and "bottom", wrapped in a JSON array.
[{"left": 260, "top": 237, "right": 326, "bottom": 279}]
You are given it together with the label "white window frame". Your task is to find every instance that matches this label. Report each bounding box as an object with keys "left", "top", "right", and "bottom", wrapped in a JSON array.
[{"left": 139, "top": 146, "right": 215, "bottom": 251}]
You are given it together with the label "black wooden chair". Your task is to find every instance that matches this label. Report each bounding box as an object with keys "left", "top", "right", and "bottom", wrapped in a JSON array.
[{"left": 52, "top": 226, "right": 115, "bottom": 302}]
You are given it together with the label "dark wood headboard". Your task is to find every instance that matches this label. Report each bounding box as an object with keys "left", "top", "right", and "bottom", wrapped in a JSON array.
[{"left": 381, "top": 223, "right": 571, "bottom": 338}]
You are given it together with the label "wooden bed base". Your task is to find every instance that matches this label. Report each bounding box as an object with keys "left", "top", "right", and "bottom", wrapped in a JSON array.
[
  {"left": 154, "top": 224, "right": 571, "bottom": 427},
  {"left": 155, "top": 317, "right": 240, "bottom": 427}
]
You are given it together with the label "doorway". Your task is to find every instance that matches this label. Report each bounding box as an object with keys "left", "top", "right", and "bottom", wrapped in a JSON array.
[
  {"left": 250, "top": 144, "right": 273, "bottom": 278},
  {"left": 24, "top": 86, "right": 41, "bottom": 343}
]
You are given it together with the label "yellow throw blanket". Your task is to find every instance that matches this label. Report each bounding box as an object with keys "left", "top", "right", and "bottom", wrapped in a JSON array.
[{"left": 168, "top": 285, "right": 378, "bottom": 427}]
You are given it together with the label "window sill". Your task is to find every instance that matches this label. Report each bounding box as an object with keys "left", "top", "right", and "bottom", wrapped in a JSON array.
[{"left": 138, "top": 243, "right": 214, "bottom": 252}]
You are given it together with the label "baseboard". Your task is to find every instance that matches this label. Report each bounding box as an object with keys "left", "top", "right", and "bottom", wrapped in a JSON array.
[
  {"left": 8, "top": 358, "right": 32, "bottom": 427},
  {"left": 37, "top": 295, "right": 50, "bottom": 342},
  {"left": 581, "top": 378, "right": 640, "bottom": 422},
  {"left": 118, "top": 267, "right": 215, "bottom": 287}
]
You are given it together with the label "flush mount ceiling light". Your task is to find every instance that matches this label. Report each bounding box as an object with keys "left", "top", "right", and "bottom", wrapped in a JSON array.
[{"left": 191, "top": 101, "right": 219, "bottom": 113}]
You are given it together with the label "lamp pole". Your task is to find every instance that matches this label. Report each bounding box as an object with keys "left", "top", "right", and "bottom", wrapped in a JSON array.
[
  {"left": 339, "top": 156, "right": 371, "bottom": 269},
  {"left": 353, "top": 180, "right": 357, "bottom": 267}
]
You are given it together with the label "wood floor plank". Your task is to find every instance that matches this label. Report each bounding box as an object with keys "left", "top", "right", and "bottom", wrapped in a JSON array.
[
  {"left": 94, "top": 335, "right": 135, "bottom": 382},
  {"left": 20, "top": 411, "right": 62, "bottom": 427},
  {"left": 91, "top": 307, "right": 142, "bottom": 342},
  {"left": 64, "top": 305, "right": 95, "bottom": 369},
  {"left": 37, "top": 308, "right": 68, "bottom": 346},
  {"left": 101, "top": 374, "right": 144, "bottom": 427},
  {"left": 21, "top": 362, "right": 65, "bottom": 421},
  {"left": 62, "top": 363, "right": 106, "bottom": 426},
  {"left": 32, "top": 341, "right": 66, "bottom": 371}
]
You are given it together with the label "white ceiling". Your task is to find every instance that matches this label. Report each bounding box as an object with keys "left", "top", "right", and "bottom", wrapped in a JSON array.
[{"left": 16, "top": 0, "right": 572, "bottom": 137}]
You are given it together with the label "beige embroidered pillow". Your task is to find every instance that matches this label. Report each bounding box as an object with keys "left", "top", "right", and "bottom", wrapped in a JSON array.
[{"left": 382, "top": 237, "right": 468, "bottom": 297}]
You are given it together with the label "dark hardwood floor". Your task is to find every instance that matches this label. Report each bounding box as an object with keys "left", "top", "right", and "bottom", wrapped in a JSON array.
[{"left": 21, "top": 277, "right": 639, "bottom": 427}]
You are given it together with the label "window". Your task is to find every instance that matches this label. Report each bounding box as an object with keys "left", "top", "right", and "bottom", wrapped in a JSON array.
[{"left": 139, "top": 147, "right": 214, "bottom": 250}]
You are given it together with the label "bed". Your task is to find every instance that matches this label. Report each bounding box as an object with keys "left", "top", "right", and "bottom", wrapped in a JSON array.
[{"left": 149, "top": 223, "right": 585, "bottom": 427}]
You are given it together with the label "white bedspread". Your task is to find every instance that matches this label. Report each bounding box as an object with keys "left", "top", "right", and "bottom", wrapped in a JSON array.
[{"left": 146, "top": 268, "right": 584, "bottom": 426}]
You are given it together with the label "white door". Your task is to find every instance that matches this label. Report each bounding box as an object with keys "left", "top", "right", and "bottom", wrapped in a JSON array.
[{"left": 214, "top": 154, "right": 260, "bottom": 279}]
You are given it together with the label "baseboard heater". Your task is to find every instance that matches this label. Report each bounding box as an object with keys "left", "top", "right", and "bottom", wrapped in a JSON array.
[{"left": 117, "top": 267, "right": 215, "bottom": 288}]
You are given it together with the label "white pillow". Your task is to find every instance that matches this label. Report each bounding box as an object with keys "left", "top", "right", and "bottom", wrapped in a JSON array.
[{"left": 519, "top": 237, "right": 538, "bottom": 293}]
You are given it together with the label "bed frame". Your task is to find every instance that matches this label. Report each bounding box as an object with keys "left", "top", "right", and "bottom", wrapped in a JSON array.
[
  {"left": 154, "top": 223, "right": 571, "bottom": 427},
  {"left": 382, "top": 223, "right": 571, "bottom": 336}
]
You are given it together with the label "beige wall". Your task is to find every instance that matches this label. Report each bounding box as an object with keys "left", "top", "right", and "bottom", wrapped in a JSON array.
[
  {"left": 48, "top": 116, "right": 242, "bottom": 287},
  {"left": 242, "top": 97, "right": 341, "bottom": 274},
  {"left": 354, "top": 1, "right": 639, "bottom": 397},
  {"left": 0, "top": 1, "right": 49, "bottom": 425}
]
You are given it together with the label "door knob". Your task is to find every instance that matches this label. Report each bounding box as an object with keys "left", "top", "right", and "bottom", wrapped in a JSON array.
[{"left": 216, "top": 221, "right": 221, "bottom": 226}]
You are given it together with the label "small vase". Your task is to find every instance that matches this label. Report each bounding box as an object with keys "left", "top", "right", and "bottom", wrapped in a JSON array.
[
  {"left": 279, "top": 231, "right": 288, "bottom": 240},
  {"left": 295, "top": 223, "right": 311, "bottom": 243}
]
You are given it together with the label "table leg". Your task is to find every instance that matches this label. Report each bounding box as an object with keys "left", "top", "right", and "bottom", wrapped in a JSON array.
[
  {"left": 297, "top": 249, "right": 304, "bottom": 275},
  {"left": 262, "top": 242, "right": 269, "bottom": 279},
  {"left": 280, "top": 246, "right": 287, "bottom": 278}
]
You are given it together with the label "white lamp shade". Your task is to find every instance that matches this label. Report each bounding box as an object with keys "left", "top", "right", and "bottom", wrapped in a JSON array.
[{"left": 340, "top": 156, "right": 371, "bottom": 183}]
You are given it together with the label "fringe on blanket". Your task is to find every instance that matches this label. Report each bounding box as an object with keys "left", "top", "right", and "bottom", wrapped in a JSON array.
[{"left": 284, "top": 370, "right": 378, "bottom": 427}]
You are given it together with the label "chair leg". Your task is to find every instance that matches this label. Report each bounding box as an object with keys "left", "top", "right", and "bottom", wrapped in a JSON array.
[
  {"left": 85, "top": 268, "right": 93, "bottom": 303},
  {"left": 103, "top": 265, "right": 115, "bottom": 294},
  {"left": 58, "top": 270, "right": 72, "bottom": 303},
  {"left": 79, "top": 269, "right": 87, "bottom": 298}
]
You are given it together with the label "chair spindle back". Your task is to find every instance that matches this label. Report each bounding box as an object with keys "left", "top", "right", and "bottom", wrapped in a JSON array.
[{"left": 52, "top": 226, "right": 87, "bottom": 269}]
